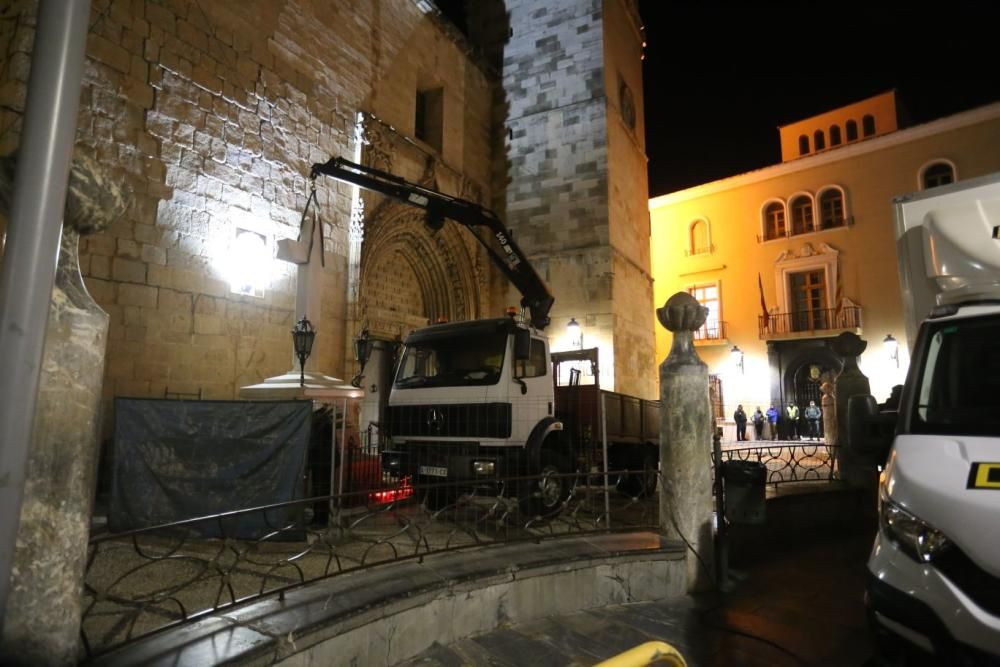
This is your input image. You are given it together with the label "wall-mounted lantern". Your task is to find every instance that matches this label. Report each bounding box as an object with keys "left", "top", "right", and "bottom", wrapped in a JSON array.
[
  {"left": 883, "top": 334, "right": 899, "bottom": 368},
  {"left": 730, "top": 344, "right": 744, "bottom": 374},
  {"left": 291, "top": 317, "right": 316, "bottom": 386}
]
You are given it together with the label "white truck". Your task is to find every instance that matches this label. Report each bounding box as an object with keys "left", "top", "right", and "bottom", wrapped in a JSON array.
[
  {"left": 850, "top": 172, "right": 1000, "bottom": 662},
  {"left": 310, "top": 158, "right": 660, "bottom": 514}
]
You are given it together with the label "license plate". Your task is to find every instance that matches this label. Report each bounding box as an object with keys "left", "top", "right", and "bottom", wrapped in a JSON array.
[{"left": 419, "top": 465, "right": 448, "bottom": 477}]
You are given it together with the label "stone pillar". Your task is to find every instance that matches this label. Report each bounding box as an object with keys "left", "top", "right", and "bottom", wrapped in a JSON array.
[
  {"left": 657, "top": 293, "right": 714, "bottom": 592},
  {"left": 831, "top": 332, "right": 873, "bottom": 488},
  {"left": 0, "top": 154, "right": 125, "bottom": 666},
  {"left": 820, "top": 381, "right": 836, "bottom": 448}
]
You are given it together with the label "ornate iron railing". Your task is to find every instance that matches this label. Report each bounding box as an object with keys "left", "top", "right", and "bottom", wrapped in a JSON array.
[
  {"left": 693, "top": 320, "right": 727, "bottom": 342},
  {"left": 758, "top": 305, "right": 861, "bottom": 338},
  {"left": 80, "top": 470, "right": 659, "bottom": 658},
  {"left": 716, "top": 443, "right": 838, "bottom": 485}
]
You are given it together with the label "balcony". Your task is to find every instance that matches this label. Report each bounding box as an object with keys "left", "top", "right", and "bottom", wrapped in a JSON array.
[
  {"left": 758, "top": 306, "right": 861, "bottom": 339},
  {"left": 693, "top": 321, "right": 728, "bottom": 345},
  {"left": 757, "top": 216, "right": 854, "bottom": 243}
]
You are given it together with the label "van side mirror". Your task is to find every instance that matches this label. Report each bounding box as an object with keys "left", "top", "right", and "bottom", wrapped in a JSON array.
[
  {"left": 513, "top": 328, "right": 531, "bottom": 361},
  {"left": 847, "top": 394, "right": 895, "bottom": 464}
]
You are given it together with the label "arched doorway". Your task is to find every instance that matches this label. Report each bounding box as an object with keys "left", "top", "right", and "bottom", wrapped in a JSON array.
[{"left": 781, "top": 345, "right": 842, "bottom": 438}]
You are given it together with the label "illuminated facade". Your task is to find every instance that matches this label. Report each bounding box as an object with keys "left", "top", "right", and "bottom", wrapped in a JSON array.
[{"left": 650, "top": 93, "right": 1000, "bottom": 421}]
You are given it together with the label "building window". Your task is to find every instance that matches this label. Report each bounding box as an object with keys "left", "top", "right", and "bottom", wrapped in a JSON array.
[
  {"left": 688, "top": 283, "right": 722, "bottom": 341},
  {"left": 790, "top": 269, "right": 827, "bottom": 331},
  {"left": 415, "top": 87, "right": 444, "bottom": 152},
  {"left": 813, "top": 130, "right": 825, "bottom": 151},
  {"left": 922, "top": 161, "right": 956, "bottom": 190},
  {"left": 790, "top": 195, "right": 814, "bottom": 235},
  {"left": 862, "top": 114, "right": 875, "bottom": 137},
  {"left": 829, "top": 125, "right": 842, "bottom": 146},
  {"left": 764, "top": 201, "right": 786, "bottom": 240},
  {"left": 798, "top": 135, "right": 810, "bottom": 156},
  {"left": 818, "top": 189, "right": 845, "bottom": 229},
  {"left": 689, "top": 219, "right": 710, "bottom": 255},
  {"left": 846, "top": 120, "right": 858, "bottom": 141}
]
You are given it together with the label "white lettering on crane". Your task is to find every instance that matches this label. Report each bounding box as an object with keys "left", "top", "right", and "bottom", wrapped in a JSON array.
[{"left": 409, "top": 194, "right": 429, "bottom": 206}]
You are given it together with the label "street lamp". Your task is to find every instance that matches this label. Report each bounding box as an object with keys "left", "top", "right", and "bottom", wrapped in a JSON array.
[
  {"left": 730, "top": 345, "right": 744, "bottom": 374},
  {"left": 567, "top": 317, "right": 582, "bottom": 349},
  {"left": 291, "top": 317, "right": 316, "bottom": 386},
  {"left": 883, "top": 334, "right": 899, "bottom": 368}
]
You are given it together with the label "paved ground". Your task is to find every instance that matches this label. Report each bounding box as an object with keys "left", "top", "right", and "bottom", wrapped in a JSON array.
[{"left": 398, "top": 526, "right": 876, "bottom": 667}]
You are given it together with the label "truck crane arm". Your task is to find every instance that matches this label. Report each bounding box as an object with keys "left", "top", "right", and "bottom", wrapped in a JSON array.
[{"left": 311, "top": 156, "right": 554, "bottom": 330}]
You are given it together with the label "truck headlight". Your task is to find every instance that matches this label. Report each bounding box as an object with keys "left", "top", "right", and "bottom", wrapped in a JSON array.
[
  {"left": 879, "top": 486, "right": 951, "bottom": 563},
  {"left": 473, "top": 460, "right": 495, "bottom": 476}
]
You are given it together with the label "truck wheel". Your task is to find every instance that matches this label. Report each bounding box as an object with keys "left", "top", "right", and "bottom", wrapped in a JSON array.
[
  {"left": 617, "top": 448, "right": 658, "bottom": 497},
  {"left": 521, "top": 450, "right": 572, "bottom": 518}
]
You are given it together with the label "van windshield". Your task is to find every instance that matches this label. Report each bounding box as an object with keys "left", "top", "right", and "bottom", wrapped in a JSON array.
[
  {"left": 394, "top": 332, "right": 506, "bottom": 388},
  {"left": 910, "top": 314, "right": 1000, "bottom": 436}
]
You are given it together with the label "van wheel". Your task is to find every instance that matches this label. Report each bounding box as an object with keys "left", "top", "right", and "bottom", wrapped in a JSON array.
[{"left": 521, "top": 450, "right": 572, "bottom": 518}]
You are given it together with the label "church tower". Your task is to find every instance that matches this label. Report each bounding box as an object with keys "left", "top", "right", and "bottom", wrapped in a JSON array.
[{"left": 470, "top": 0, "right": 654, "bottom": 397}]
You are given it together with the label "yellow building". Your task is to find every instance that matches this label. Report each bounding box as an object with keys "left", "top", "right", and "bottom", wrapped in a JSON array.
[{"left": 649, "top": 92, "right": 1000, "bottom": 431}]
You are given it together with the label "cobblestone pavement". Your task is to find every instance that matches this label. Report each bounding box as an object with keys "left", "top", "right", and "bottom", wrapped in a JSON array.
[{"left": 397, "top": 527, "right": 876, "bottom": 667}]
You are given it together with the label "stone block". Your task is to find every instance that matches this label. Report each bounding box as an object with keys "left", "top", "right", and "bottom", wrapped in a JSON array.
[
  {"left": 87, "top": 33, "right": 130, "bottom": 74},
  {"left": 118, "top": 283, "right": 158, "bottom": 308},
  {"left": 112, "top": 257, "right": 147, "bottom": 283}
]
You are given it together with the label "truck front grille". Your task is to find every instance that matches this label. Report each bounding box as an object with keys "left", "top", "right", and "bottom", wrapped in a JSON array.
[{"left": 387, "top": 403, "right": 512, "bottom": 439}]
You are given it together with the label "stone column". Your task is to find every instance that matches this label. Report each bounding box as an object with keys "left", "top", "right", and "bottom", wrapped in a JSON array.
[
  {"left": 831, "top": 332, "right": 873, "bottom": 488},
  {"left": 657, "top": 293, "right": 714, "bottom": 592},
  {"left": 0, "top": 154, "right": 126, "bottom": 666}
]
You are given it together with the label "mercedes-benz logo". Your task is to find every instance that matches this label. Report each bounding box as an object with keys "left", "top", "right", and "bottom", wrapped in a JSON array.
[{"left": 426, "top": 408, "right": 444, "bottom": 432}]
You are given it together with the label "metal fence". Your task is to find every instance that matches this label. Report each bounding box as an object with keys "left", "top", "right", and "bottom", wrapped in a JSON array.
[
  {"left": 715, "top": 443, "right": 838, "bottom": 485},
  {"left": 80, "top": 469, "right": 659, "bottom": 659}
]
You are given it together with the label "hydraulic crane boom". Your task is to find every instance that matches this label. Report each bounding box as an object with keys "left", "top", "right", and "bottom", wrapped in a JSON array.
[{"left": 311, "top": 156, "right": 554, "bottom": 330}]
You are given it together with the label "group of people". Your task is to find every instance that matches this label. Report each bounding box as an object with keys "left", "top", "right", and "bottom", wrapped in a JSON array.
[{"left": 733, "top": 401, "right": 823, "bottom": 441}]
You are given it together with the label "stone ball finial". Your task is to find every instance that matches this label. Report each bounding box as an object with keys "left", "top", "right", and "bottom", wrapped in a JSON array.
[
  {"left": 831, "top": 331, "right": 867, "bottom": 358},
  {"left": 0, "top": 150, "right": 130, "bottom": 237},
  {"left": 657, "top": 291, "right": 708, "bottom": 333}
]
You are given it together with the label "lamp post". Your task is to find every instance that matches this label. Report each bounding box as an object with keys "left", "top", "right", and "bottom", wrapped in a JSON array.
[
  {"left": 291, "top": 317, "right": 316, "bottom": 386},
  {"left": 567, "top": 317, "right": 582, "bottom": 349},
  {"left": 729, "top": 344, "right": 744, "bottom": 374},
  {"left": 883, "top": 334, "right": 899, "bottom": 368}
]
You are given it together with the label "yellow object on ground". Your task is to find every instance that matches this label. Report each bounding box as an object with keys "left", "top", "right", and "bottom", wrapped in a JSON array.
[{"left": 594, "top": 640, "right": 687, "bottom": 667}]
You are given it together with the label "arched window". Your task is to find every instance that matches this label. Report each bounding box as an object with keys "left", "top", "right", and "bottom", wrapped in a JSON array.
[
  {"left": 818, "top": 189, "right": 845, "bottom": 229},
  {"left": 846, "top": 120, "right": 858, "bottom": 141},
  {"left": 689, "top": 219, "right": 710, "bottom": 255},
  {"left": 790, "top": 195, "right": 814, "bottom": 235},
  {"left": 813, "top": 130, "right": 826, "bottom": 151},
  {"left": 798, "top": 135, "right": 810, "bottom": 156},
  {"left": 862, "top": 114, "right": 876, "bottom": 137},
  {"left": 922, "top": 161, "right": 956, "bottom": 190},
  {"left": 764, "top": 201, "right": 786, "bottom": 240},
  {"left": 829, "top": 125, "right": 842, "bottom": 146}
]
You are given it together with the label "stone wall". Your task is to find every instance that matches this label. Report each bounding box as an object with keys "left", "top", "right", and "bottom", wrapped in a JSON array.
[{"left": 0, "top": 0, "right": 494, "bottom": 436}]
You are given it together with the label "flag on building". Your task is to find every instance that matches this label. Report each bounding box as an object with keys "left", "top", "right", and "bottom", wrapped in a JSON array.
[
  {"left": 834, "top": 267, "right": 844, "bottom": 325},
  {"left": 758, "top": 273, "right": 769, "bottom": 331}
]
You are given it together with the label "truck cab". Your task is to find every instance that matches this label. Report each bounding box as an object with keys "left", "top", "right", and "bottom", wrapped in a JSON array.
[{"left": 854, "top": 174, "right": 1000, "bottom": 662}]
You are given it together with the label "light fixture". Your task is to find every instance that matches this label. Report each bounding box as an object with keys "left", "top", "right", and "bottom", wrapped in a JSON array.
[
  {"left": 567, "top": 317, "right": 582, "bottom": 349},
  {"left": 229, "top": 228, "right": 269, "bottom": 297},
  {"left": 354, "top": 328, "right": 371, "bottom": 365},
  {"left": 883, "top": 334, "right": 899, "bottom": 368},
  {"left": 291, "top": 317, "right": 316, "bottom": 386},
  {"left": 730, "top": 345, "right": 744, "bottom": 374}
]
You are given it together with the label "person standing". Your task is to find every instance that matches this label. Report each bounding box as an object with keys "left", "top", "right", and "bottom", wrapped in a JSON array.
[
  {"left": 786, "top": 403, "right": 801, "bottom": 440},
  {"left": 752, "top": 406, "right": 765, "bottom": 440},
  {"left": 766, "top": 405, "right": 779, "bottom": 440},
  {"left": 804, "top": 400, "right": 822, "bottom": 440},
  {"left": 734, "top": 404, "right": 748, "bottom": 442}
]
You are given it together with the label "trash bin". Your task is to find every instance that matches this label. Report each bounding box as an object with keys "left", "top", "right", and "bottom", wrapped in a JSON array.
[{"left": 720, "top": 459, "right": 766, "bottom": 524}]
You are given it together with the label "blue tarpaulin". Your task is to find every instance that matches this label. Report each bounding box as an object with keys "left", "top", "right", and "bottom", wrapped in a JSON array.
[{"left": 110, "top": 398, "right": 312, "bottom": 538}]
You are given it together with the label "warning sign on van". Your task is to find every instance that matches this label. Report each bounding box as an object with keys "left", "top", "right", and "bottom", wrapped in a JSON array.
[{"left": 967, "top": 462, "right": 1000, "bottom": 489}]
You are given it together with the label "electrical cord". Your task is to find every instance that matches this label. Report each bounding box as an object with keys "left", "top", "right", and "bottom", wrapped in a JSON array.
[{"left": 661, "top": 479, "right": 808, "bottom": 666}]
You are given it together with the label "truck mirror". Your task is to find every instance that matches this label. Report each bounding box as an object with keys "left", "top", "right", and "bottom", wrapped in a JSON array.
[{"left": 514, "top": 328, "right": 531, "bottom": 361}]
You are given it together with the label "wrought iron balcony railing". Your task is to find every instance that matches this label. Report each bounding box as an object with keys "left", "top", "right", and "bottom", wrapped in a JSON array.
[
  {"left": 693, "top": 320, "right": 728, "bottom": 342},
  {"left": 758, "top": 305, "right": 861, "bottom": 338}
]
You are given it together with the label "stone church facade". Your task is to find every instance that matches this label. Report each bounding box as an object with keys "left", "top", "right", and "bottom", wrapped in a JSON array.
[{"left": 0, "top": 0, "right": 655, "bottom": 439}]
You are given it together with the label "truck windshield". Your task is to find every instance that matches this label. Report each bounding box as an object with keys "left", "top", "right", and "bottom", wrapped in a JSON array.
[
  {"left": 394, "top": 332, "right": 506, "bottom": 388},
  {"left": 910, "top": 314, "right": 1000, "bottom": 437}
]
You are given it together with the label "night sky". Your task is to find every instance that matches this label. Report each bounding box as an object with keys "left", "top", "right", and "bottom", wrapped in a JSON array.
[{"left": 639, "top": 2, "right": 1000, "bottom": 195}]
